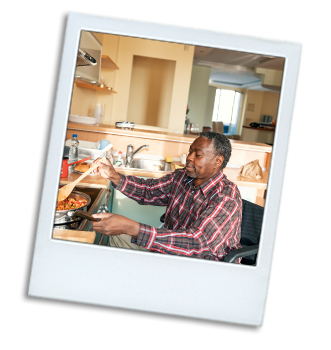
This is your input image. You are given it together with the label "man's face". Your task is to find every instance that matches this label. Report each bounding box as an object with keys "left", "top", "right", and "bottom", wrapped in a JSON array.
[{"left": 185, "top": 137, "right": 223, "bottom": 183}]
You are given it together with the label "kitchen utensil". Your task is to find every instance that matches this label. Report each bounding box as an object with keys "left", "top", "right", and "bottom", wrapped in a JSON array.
[
  {"left": 94, "top": 103, "right": 105, "bottom": 123},
  {"left": 115, "top": 121, "right": 135, "bottom": 129},
  {"left": 61, "top": 156, "right": 92, "bottom": 178},
  {"left": 69, "top": 115, "right": 97, "bottom": 125},
  {"left": 54, "top": 191, "right": 91, "bottom": 224},
  {"left": 68, "top": 210, "right": 101, "bottom": 222},
  {"left": 96, "top": 139, "right": 110, "bottom": 150},
  {"left": 57, "top": 157, "right": 106, "bottom": 202}
]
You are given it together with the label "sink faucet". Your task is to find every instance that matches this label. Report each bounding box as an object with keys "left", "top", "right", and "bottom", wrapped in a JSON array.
[{"left": 126, "top": 144, "right": 149, "bottom": 167}]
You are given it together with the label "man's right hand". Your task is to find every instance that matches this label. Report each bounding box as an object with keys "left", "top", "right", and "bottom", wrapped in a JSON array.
[{"left": 93, "top": 158, "right": 120, "bottom": 185}]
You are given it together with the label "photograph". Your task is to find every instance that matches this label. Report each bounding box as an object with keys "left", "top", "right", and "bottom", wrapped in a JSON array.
[
  {"left": 28, "top": 12, "right": 301, "bottom": 327},
  {"left": 55, "top": 29, "right": 285, "bottom": 267}
]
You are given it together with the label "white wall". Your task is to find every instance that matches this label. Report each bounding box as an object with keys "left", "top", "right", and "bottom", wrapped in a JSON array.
[{"left": 186, "top": 65, "right": 215, "bottom": 131}]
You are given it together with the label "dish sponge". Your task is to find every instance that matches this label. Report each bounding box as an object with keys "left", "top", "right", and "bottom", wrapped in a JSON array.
[{"left": 164, "top": 155, "right": 174, "bottom": 163}]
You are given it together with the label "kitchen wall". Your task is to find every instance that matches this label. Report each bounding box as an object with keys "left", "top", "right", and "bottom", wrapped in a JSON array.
[
  {"left": 242, "top": 90, "right": 280, "bottom": 126},
  {"left": 185, "top": 70, "right": 280, "bottom": 137},
  {"left": 69, "top": 32, "right": 117, "bottom": 119},
  {"left": 260, "top": 91, "right": 280, "bottom": 121},
  {"left": 69, "top": 33, "right": 194, "bottom": 133},
  {"left": 186, "top": 65, "right": 217, "bottom": 132},
  {"left": 69, "top": 33, "right": 280, "bottom": 135},
  {"left": 111, "top": 36, "right": 194, "bottom": 132},
  {"left": 127, "top": 56, "right": 176, "bottom": 128},
  {"left": 203, "top": 85, "right": 218, "bottom": 128},
  {"left": 96, "top": 33, "right": 118, "bottom": 123}
]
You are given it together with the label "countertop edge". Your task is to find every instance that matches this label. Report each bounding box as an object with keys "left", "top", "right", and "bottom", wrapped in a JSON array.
[{"left": 67, "top": 123, "right": 273, "bottom": 152}]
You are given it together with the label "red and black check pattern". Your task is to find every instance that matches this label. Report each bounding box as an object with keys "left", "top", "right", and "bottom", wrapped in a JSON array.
[{"left": 114, "top": 169, "right": 242, "bottom": 261}]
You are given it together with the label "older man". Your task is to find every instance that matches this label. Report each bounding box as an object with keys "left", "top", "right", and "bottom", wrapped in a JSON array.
[{"left": 92, "top": 132, "right": 242, "bottom": 262}]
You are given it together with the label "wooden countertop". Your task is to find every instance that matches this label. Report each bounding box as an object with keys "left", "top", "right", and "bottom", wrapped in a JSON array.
[
  {"left": 223, "top": 167, "right": 268, "bottom": 190},
  {"left": 59, "top": 172, "right": 109, "bottom": 188},
  {"left": 67, "top": 122, "right": 273, "bottom": 153},
  {"left": 60, "top": 163, "right": 267, "bottom": 190},
  {"left": 243, "top": 125, "right": 276, "bottom": 132},
  {"left": 53, "top": 228, "right": 96, "bottom": 243},
  {"left": 116, "top": 165, "right": 268, "bottom": 189}
]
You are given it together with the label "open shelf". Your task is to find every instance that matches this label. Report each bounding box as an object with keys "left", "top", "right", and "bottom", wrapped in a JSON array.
[
  {"left": 101, "top": 55, "right": 119, "bottom": 70},
  {"left": 75, "top": 82, "right": 117, "bottom": 93},
  {"left": 74, "top": 55, "right": 119, "bottom": 91},
  {"left": 75, "top": 55, "right": 119, "bottom": 94}
]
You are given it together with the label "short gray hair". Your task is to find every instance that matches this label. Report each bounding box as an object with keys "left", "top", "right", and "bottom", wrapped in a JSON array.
[{"left": 200, "top": 131, "right": 232, "bottom": 169}]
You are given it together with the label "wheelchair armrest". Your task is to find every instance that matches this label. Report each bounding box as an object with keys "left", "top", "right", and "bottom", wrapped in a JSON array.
[{"left": 223, "top": 245, "right": 259, "bottom": 263}]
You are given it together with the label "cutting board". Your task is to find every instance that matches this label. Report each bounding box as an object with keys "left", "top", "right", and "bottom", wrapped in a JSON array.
[{"left": 53, "top": 229, "right": 96, "bottom": 244}]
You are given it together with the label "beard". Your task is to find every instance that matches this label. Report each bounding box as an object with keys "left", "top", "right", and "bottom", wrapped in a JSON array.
[{"left": 185, "top": 163, "right": 197, "bottom": 178}]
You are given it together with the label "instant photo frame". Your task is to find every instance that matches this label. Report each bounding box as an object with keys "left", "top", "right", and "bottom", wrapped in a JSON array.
[{"left": 28, "top": 12, "right": 301, "bottom": 326}]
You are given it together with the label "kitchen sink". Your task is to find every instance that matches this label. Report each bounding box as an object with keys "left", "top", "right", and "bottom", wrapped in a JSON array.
[{"left": 129, "top": 159, "right": 172, "bottom": 172}]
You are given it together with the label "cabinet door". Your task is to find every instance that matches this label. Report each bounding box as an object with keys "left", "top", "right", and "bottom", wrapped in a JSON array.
[
  {"left": 110, "top": 177, "right": 166, "bottom": 228},
  {"left": 237, "top": 186, "right": 257, "bottom": 204}
]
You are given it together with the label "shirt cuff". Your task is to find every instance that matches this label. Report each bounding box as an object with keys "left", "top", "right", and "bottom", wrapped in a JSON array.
[
  {"left": 131, "top": 223, "right": 157, "bottom": 249},
  {"left": 111, "top": 173, "right": 126, "bottom": 190}
]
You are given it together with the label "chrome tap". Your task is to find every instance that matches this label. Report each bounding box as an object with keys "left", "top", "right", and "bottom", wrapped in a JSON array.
[{"left": 126, "top": 144, "right": 149, "bottom": 167}]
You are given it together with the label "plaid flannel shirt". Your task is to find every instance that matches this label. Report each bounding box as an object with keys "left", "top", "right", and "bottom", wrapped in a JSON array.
[{"left": 113, "top": 168, "right": 242, "bottom": 261}]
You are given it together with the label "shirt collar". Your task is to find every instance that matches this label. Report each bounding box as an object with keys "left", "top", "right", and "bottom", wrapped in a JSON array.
[{"left": 183, "top": 170, "right": 225, "bottom": 197}]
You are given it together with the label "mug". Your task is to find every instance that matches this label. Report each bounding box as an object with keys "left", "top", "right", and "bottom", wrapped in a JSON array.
[{"left": 96, "top": 139, "right": 110, "bottom": 150}]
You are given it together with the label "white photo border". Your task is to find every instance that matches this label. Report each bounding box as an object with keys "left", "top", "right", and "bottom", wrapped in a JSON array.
[{"left": 28, "top": 12, "right": 301, "bottom": 326}]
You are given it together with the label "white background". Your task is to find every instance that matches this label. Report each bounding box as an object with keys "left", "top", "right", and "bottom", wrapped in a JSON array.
[
  {"left": 0, "top": 1, "right": 331, "bottom": 349},
  {"left": 38, "top": 11, "right": 294, "bottom": 328}
]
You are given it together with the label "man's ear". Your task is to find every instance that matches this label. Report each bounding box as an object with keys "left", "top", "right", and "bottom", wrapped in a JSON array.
[{"left": 215, "top": 155, "right": 224, "bottom": 169}]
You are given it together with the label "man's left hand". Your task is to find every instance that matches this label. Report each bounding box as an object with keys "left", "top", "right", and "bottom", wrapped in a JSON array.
[{"left": 91, "top": 213, "right": 140, "bottom": 238}]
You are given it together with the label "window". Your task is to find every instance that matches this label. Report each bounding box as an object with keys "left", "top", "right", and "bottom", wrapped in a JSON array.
[{"left": 212, "top": 89, "right": 242, "bottom": 134}]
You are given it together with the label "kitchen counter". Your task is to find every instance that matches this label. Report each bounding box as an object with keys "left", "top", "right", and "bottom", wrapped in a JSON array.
[
  {"left": 241, "top": 125, "right": 275, "bottom": 145},
  {"left": 67, "top": 122, "right": 273, "bottom": 152},
  {"left": 59, "top": 163, "right": 268, "bottom": 192},
  {"left": 53, "top": 228, "right": 96, "bottom": 243},
  {"left": 243, "top": 125, "right": 275, "bottom": 132},
  {"left": 63, "top": 124, "right": 271, "bottom": 206},
  {"left": 60, "top": 162, "right": 269, "bottom": 201},
  {"left": 115, "top": 164, "right": 268, "bottom": 191},
  {"left": 59, "top": 172, "right": 110, "bottom": 188}
]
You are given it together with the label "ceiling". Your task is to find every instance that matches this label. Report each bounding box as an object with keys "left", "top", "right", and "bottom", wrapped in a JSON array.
[{"left": 193, "top": 46, "right": 285, "bottom": 91}]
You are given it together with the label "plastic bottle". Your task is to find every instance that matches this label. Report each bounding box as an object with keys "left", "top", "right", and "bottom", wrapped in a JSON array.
[
  {"left": 115, "top": 151, "right": 123, "bottom": 167},
  {"left": 181, "top": 154, "right": 187, "bottom": 165},
  {"left": 69, "top": 134, "right": 79, "bottom": 171}
]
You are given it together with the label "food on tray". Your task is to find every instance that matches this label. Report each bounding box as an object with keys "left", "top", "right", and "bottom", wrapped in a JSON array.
[
  {"left": 56, "top": 197, "right": 87, "bottom": 211},
  {"left": 74, "top": 162, "right": 91, "bottom": 172}
]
